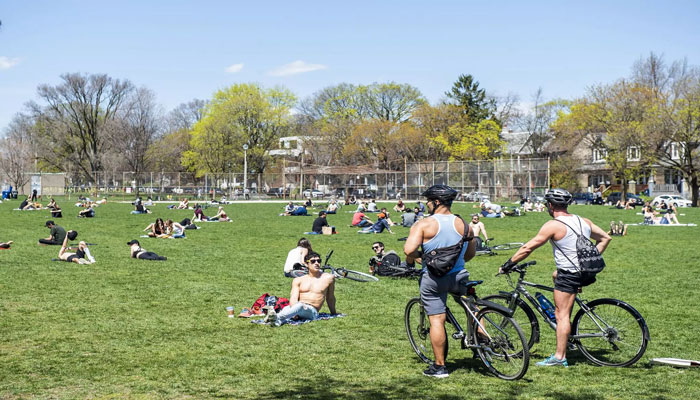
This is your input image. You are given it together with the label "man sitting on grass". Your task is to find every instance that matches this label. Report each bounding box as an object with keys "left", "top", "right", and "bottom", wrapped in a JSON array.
[
  {"left": 264, "top": 251, "right": 336, "bottom": 327},
  {"left": 39, "top": 220, "right": 66, "bottom": 245}
]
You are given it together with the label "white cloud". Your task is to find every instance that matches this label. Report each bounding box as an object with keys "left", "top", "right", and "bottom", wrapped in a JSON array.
[
  {"left": 225, "top": 63, "right": 244, "bottom": 73},
  {"left": 0, "top": 56, "right": 21, "bottom": 70},
  {"left": 268, "top": 60, "right": 327, "bottom": 77}
]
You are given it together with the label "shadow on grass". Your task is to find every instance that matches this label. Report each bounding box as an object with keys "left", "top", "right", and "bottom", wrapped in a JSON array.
[{"left": 256, "top": 375, "right": 465, "bottom": 400}]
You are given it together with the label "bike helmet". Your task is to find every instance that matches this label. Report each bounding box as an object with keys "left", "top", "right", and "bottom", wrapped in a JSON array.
[
  {"left": 544, "top": 188, "right": 573, "bottom": 207},
  {"left": 421, "top": 184, "right": 458, "bottom": 205}
]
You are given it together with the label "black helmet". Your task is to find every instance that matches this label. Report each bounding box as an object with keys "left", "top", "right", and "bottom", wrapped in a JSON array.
[
  {"left": 544, "top": 188, "right": 573, "bottom": 207},
  {"left": 421, "top": 185, "right": 458, "bottom": 205}
]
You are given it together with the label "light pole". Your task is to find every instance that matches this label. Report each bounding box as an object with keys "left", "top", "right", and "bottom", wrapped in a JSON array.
[{"left": 242, "top": 144, "right": 248, "bottom": 195}]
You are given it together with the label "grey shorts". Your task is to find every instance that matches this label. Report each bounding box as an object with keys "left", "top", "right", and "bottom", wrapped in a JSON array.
[
  {"left": 554, "top": 270, "right": 597, "bottom": 294},
  {"left": 419, "top": 269, "right": 470, "bottom": 315}
]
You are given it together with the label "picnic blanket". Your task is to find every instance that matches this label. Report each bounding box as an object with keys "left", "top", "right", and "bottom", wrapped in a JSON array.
[{"left": 251, "top": 313, "right": 346, "bottom": 326}]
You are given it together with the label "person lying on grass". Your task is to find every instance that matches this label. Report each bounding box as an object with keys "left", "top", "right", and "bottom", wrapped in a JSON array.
[
  {"left": 0, "top": 240, "right": 13, "bottom": 249},
  {"left": 127, "top": 240, "right": 167, "bottom": 261},
  {"left": 358, "top": 212, "right": 394, "bottom": 234},
  {"left": 57, "top": 231, "right": 95, "bottom": 264},
  {"left": 77, "top": 203, "right": 95, "bottom": 218},
  {"left": 264, "top": 251, "right": 336, "bottom": 327}
]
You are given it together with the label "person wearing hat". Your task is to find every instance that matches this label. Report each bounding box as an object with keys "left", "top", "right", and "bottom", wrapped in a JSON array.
[
  {"left": 127, "top": 240, "right": 167, "bottom": 261},
  {"left": 57, "top": 231, "right": 95, "bottom": 264},
  {"left": 39, "top": 220, "right": 66, "bottom": 245},
  {"left": 499, "top": 188, "right": 611, "bottom": 367},
  {"left": 403, "top": 184, "right": 474, "bottom": 378},
  {"left": 311, "top": 211, "right": 329, "bottom": 234},
  {"left": 358, "top": 212, "right": 394, "bottom": 234}
]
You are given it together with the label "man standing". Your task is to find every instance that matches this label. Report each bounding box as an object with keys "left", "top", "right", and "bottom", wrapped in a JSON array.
[
  {"left": 312, "top": 211, "right": 329, "bottom": 234},
  {"left": 403, "top": 185, "right": 476, "bottom": 378},
  {"left": 265, "top": 251, "right": 336, "bottom": 326},
  {"left": 39, "top": 220, "right": 66, "bottom": 245},
  {"left": 499, "top": 188, "right": 611, "bottom": 367}
]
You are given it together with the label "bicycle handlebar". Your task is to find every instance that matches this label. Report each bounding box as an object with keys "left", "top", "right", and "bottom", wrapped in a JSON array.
[{"left": 495, "top": 260, "right": 536, "bottom": 276}]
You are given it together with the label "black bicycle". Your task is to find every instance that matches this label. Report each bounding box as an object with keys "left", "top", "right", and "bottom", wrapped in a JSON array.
[
  {"left": 291, "top": 250, "right": 379, "bottom": 282},
  {"left": 475, "top": 238, "right": 524, "bottom": 257},
  {"left": 483, "top": 261, "right": 649, "bottom": 367},
  {"left": 405, "top": 280, "right": 530, "bottom": 380}
]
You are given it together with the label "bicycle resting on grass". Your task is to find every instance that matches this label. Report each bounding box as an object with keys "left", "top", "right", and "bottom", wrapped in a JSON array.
[
  {"left": 474, "top": 238, "right": 525, "bottom": 257},
  {"left": 498, "top": 188, "right": 613, "bottom": 367},
  {"left": 289, "top": 250, "right": 378, "bottom": 282},
  {"left": 484, "top": 260, "right": 649, "bottom": 367}
]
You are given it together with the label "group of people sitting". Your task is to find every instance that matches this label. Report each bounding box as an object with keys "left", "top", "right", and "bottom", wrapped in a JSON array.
[
  {"left": 281, "top": 201, "right": 309, "bottom": 216},
  {"left": 642, "top": 204, "right": 680, "bottom": 225},
  {"left": 520, "top": 198, "right": 546, "bottom": 212},
  {"left": 143, "top": 218, "right": 190, "bottom": 238}
]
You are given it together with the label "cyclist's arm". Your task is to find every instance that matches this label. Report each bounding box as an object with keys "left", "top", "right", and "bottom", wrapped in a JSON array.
[
  {"left": 326, "top": 278, "right": 337, "bottom": 315},
  {"left": 464, "top": 226, "right": 476, "bottom": 263},
  {"left": 584, "top": 217, "right": 612, "bottom": 255},
  {"left": 509, "top": 221, "right": 557, "bottom": 263},
  {"left": 403, "top": 220, "right": 425, "bottom": 264},
  {"left": 480, "top": 222, "right": 488, "bottom": 240},
  {"left": 289, "top": 278, "right": 301, "bottom": 306}
]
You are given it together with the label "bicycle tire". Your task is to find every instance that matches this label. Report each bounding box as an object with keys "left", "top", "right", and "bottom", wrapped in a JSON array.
[
  {"left": 482, "top": 294, "right": 540, "bottom": 350},
  {"left": 405, "top": 297, "right": 448, "bottom": 364},
  {"left": 572, "top": 298, "right": 649, "bottom": 367},
  {"left": 491, "top": 242, "right": 524, "bottom": 251},
  {"left": 336, "top": 268, "right": 379, "bottom": 282},
  {"left": 473, "top": 307, "right": 529, "bottom": 380}
]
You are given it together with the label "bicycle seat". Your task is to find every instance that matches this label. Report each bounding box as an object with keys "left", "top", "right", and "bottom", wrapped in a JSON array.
[{"left": 460, "top": 279, "right": 484, "bottom": 288}]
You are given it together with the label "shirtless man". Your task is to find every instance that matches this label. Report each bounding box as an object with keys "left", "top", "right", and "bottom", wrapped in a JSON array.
[
  {"left": 264, "top": 251, "right": 337, "bottom": 326},
  {"left": 469, "top": 214, "right": 489, "bottom": 250}
]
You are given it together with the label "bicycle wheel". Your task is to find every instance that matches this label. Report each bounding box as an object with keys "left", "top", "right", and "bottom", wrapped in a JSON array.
[
  {"left": 336, "top": 268, "right": 379, "bottom": 282},
  {"left": 482, "top": 294, "right": 540, "bottom": 350},
  {"left": 572, "top": 298, "right": 649, "bottom": 367},
  {"left": 491, "top": 242, "right": 524, "bottom": 251},
  {"left": 473, "top": 307, "right": 529, "bottom": 380},
  {"left": 405, "top": 297, "right": 448, "bottom": 364}
]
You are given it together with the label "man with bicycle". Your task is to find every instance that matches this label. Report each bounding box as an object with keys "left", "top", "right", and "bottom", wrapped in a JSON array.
[
  {"left": 500, "top": 188, "right": 611, "bottom": 367},
  {"left": 404, "top": 184, "right": 476, "bottom": 378}
]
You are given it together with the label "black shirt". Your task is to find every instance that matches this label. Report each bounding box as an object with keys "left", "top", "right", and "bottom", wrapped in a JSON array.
[{"left": 312, "top": 216, "right": 328, "bottom": 233}]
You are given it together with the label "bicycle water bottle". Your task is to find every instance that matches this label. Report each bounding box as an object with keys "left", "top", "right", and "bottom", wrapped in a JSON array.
[{"left": 536, "top": 292, "right": 556, "bottom": 322}]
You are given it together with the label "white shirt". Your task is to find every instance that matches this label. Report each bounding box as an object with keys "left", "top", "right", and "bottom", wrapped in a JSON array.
[{"left": 550, "top": 215, "right": 591, "bottom": 273}]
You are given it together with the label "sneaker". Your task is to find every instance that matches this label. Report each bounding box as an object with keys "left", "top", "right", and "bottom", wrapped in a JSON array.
[
  {"left": 423, "top": 363, "right": 449, "bottom": 378},
  {"left": 263, "top": 309, "right": 278, "bottom": 326},
  {"left": 535, "top": 354, "right": 568, "bottom": 367}
]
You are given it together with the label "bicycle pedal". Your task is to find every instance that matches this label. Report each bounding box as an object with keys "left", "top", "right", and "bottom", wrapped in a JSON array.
[{"left": 452, "top": 332, "right": 465, "bottom": 340}]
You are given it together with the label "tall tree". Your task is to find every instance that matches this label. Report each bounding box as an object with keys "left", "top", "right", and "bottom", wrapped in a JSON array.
[
  {"left": 166, "top": 99, "right": 207, "bottom": 132},
  {"left": 182, "top": 83, "right": 295, "bottom": 176},
  {"left": 445, "top": 74, "right": 498, "bottom": 124},
  {"left": 516, "top": 88, "right": 571, "bottom": 156},
  {"left": 362, "top": 82, "right": 426, "bottom": 122},
  {"left": 0, "top": 114, "right": 36, "bottom": 193},
  {"left": 30, "top": 73, "right": 134, "bottom": 182}
]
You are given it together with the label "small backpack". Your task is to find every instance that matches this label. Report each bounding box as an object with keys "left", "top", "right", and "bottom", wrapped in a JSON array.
[
  {"left": 252, "top": 293, "right": 290, "bottom": 313},
  {"left": 553, "top": 217, "right": 606, "bottom": 274},
  {"left": 375, "top": 252, "right": 402, "bottom": 277}
]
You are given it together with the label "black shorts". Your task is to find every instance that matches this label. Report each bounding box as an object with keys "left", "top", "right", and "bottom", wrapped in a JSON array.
[{"left": 554, "top": 270, "right": 597, "bottom": 294}]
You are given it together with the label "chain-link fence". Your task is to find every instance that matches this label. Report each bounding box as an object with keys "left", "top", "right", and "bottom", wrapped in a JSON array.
[{"left": 58, "top": 158, "right": 549, "bottom": 202}]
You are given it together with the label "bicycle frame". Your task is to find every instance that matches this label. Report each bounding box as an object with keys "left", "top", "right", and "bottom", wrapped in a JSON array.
[
  {"left": 499, "top": 265, "right": 624, "bottom": 342},
  {"left": 443, "top": 291, "right": 516, "bottom": 349}
]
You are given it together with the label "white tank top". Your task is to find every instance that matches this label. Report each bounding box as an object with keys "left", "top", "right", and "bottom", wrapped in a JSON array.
[{"left": 550, "top": 215, "right": 591, "bottom": 273}]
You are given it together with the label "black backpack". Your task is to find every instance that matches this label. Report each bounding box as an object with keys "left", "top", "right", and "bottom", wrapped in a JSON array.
[
  {"left": 552, "top": 216, "right": 606, "bottom": 274},
  {"left": 375, "top": 253, "right": 402, "bottom": 276}
]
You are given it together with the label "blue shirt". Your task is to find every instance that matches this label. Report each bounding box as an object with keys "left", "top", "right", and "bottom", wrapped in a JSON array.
[{"left": 421, "top": 214, "right": 467, "bottom": 275}]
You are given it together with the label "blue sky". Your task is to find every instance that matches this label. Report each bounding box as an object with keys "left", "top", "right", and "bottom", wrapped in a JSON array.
[{"left": 1, "top": 0, "right": 699, "bottom": 131}]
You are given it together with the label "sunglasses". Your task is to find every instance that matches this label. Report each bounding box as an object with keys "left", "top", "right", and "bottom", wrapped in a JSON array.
[
  {"left": 372, "top": 246, "right": 381, "bottom": 250},
  {"left": 308, "top": 259, "right": 321, "bottom": 264}
]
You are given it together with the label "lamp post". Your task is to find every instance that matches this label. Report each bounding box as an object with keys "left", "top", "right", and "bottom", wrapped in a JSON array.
[{"left": 242, "top": 144, "right": 248, "bottom": 195}]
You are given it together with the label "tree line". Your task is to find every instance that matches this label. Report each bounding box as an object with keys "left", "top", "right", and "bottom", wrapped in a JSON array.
[{"left": 1, "top": 53, "right": 699, "bottom": 205}]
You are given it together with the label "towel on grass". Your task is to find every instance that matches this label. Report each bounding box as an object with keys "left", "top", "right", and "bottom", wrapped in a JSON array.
[{"left": 251, "top": 313, "right": 346, "bottom": 326}]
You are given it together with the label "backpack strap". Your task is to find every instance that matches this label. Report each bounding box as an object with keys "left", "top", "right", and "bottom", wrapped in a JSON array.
[
  {"left": 453, "top": 214, "right": 474, "bottom": 243},
  {"left": 551, "top": 218, "right": 581, "bottom": 273}
]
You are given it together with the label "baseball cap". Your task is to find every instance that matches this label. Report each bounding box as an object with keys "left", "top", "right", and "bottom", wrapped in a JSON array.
[{"left": 126, "top": 240, "right": 140, "bottom": 246}]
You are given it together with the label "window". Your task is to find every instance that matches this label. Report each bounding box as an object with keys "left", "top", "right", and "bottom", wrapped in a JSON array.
[
  {"left": 592, "top": 148, "right": 607, "bottom": 163},
  {"left": 664, "top": 169, "right": 682, "bottom": 185},
  {"left": 588, "top": 174, "right": 608, "bottom": 187},
  {"left": 669, "top": 142, "right": 684, "bottom": 160},
  {"left": 627, "top": 146, "right": 640, "bottom": 161}
]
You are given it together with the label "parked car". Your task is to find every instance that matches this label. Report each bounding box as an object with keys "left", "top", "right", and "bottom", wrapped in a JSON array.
[
  {"left": 571, "top": 192, "right": 603, "bottom": 205},
  {"left": 524, "top": 191, "right": 545, "bottom": 203},
  {"left": 464, "top": 191, "right": 490, "bottom": 202},
  {"left": 651, "top": 194, "right": 692, "bottom": 208},
  {"left": 606, "top": 192, "right": 645, "bottom": 206},
  {"left": 302, "top": 189, "right": 324, "bottom": 199}
]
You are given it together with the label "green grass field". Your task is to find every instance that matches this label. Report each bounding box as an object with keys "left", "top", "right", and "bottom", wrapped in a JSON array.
[{"left": 1, "top": 198, "right": 699, "bottom": 399}]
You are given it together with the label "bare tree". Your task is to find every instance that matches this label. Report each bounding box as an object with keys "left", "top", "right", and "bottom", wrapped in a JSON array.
[
  {"left": 516, "top": 88, "right": 568, "bottom": 156},
  {"left": 31, "top": 73, "right": 134, "bottom": 183},
  {"left": 166, "top": 99, "right": 207, "bottom": 132},
  {"left": 109, "top": 88, "right": 162, "bottom": 193},
  {"left": 0, "top": 114, "right": 35, "bottom": 193}
]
